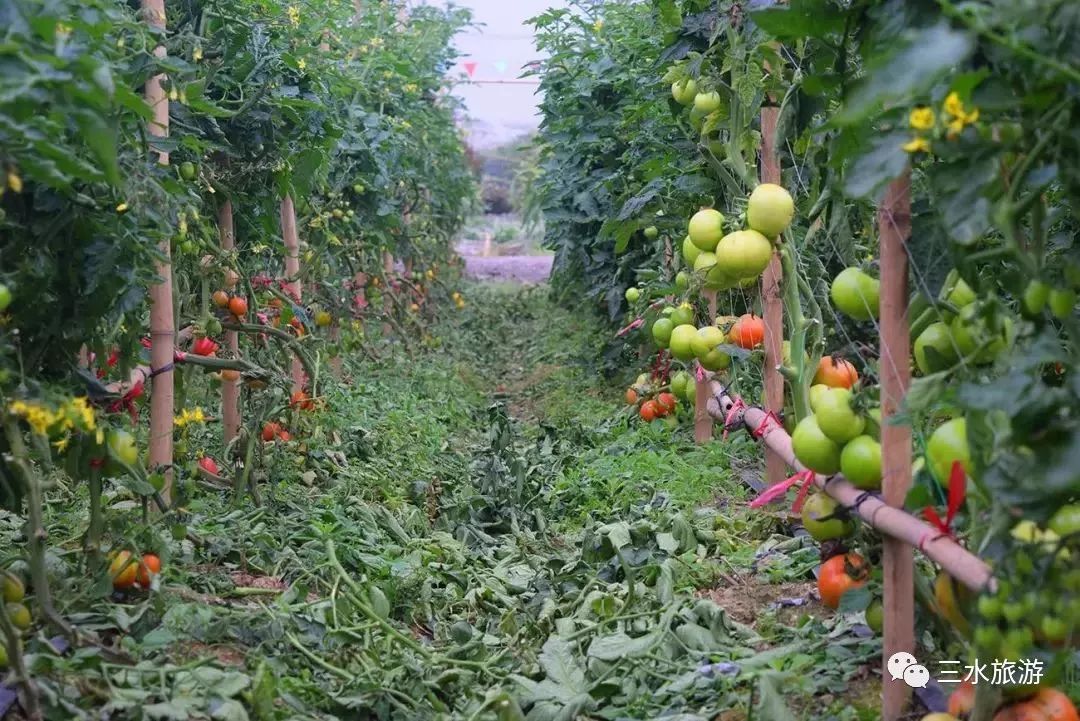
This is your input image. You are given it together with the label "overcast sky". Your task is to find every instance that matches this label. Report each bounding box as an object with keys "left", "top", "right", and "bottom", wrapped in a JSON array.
[{"left": 426, "top": 0, "right": 569, "bottom": 148}]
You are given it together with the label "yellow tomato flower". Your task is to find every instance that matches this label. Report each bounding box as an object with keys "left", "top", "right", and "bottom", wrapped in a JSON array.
[
  {"left": 297, "top": 58, "right": 307, "bottom": 71},
  {"left": 193, "top": 45, "right": 204, "bottom": 62},
  {"left": 53, "top": 437, "right": 70, "bottom": 453},
  {"left": 902, "top": 136, "right": 931, "bottom": 154},
  {"left": 287, "top": 5, "right": 301, "bottom": 27},
  {"left": 908, "top": 107, "right": 935, "bottom": 131},
  {"left": 7, "top": 170, "right": 23, "bottom": 193},
  {"left": 944, "top": 91, "right": 964, "bottom": 117},
  {"left": 116, "top": 202, "right": 129, "bottom": 213}
]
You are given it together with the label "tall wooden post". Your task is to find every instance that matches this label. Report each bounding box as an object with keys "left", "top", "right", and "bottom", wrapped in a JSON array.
[
  {"left": 219, "top": 200, "right": 241, "bottom": 443},
  {"left": 879, "top": 171, "right": 914, "bottom": 720},
  {"left": 382, "top": 248, "right": 394, "bottom": 336},
  {"left": 280, "top": 195, "right": 304, "bottom": 390},
  {"left": 144, "top": 0, "right": 174, "bottom": 502},
  {"left": 694, "top": 291, "right": 718, "bottom": 443},
  {"left": 760, "top": 106, "right": 786, "bottom": 487}
]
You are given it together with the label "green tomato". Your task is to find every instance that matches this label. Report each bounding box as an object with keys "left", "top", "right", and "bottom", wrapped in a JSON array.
[
  {"left": 946, "top": 278, "right": 976, "bottom": 308},
  {"left": 950, "top": 305, "right": 1013, "bottom": 363},
  {"left": 669, "top": 303, "right": 695, "bottom": 327},
  {"left": 746, "top": 183, "right": 795, "bottom": 239},
  {"left": 106, "top": 429, "right": 139, "bottom": 468},
  {"left": 675, "top": 271, "right": 690, "bottom": 292},
  {"left": 714, "top": 230, "right": 772, "bottom": 280},
  {"left": 914, "top": 321, "right": 958, "bottom": 374},
  {"left": 625, "top": 287, "right": 640, "bottom": 303},
  {"left": 830, "top": 268, "right": 880, "bottom": 321},
  {"left": 864, "top": 599, "right": 884, "bottom": 634},
  {"left": 1049, "top": 287, "right": 1077, "bottom": 319},
  {"left": 668, "top": 324, "right": 698, "bottom": 362},
  {"left": 670, "top": 371, "right": 692, "bottom": 400},
  {"left": 1048, "top": 503, "right": 1080, "bottom": 537},
  {"left": 688, "top": 209, "right": 725, "bottom": 251},
  {"left": 671, "top": 78, "right": 698, "bottom": 106},
  {"left": 814, "top": 388, "right": 866, "bottom": 444},
  {"left": 682, "top": 235, "right": 702, "bottom": 266},
  {"left": 651, "top": 318, "right": 674, "bottom": 348},
  {"left": 791, "top": 415, "right": 841, "bottom": 475},
  {"left": 179, "top": 161, "right": 197, "bottom": 181},
  {"left": 693, "top": 91, "right": 722, "bottom": 113},
  {"left": 1022, "top": 280, "right": 1050, "bottom": 317},
  {"left": 644, "top": 226, "right": 659, "bottom": 240},
  {"left": 977, "top": 594, "right": 1002, "bottom": 621},
  {"left": 840, "top": 435, "right": 882, "bottom": 490},
  {"left": 926, "top": 417, "right": 972, "bottom": 485},
  {"left": 800, "top": 492, "right": 854, "bottom": 541},
  {"left": 0, "top": 284, "right": 11, "bottom": 312}
]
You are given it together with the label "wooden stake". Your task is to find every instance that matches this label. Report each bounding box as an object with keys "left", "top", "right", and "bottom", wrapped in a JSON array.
[
  {"left": 759, "top": 105, "right": 786, "bottom": 488},
  {"left": 144, "top": 0, "right": 174, "bottom": 503},
  {"left": 879, "top": 171, "right": 914, "bottom": 721},
  {"left": 382, "top": 248, "right": 394, "bottom": 336},
  {"left": 219, "top": 200, "right": 241, "bottom": 444},
  {"left": 694, "top": 290, "right": 718, "bottom": 443},
  {"left": 280, "top": 195, "right": 304, "bottom": 390}
]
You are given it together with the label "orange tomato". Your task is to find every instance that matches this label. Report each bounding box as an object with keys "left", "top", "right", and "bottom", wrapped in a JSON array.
[
  {"left": 212, "top": 290, "right": 230, "bottom": 308},
  {"left": 221, "top": 369, "right": 241, "bottom": 382},
  {"left": 268, "top": 297, "right": 284, "bottom": 309},
  {"left": 109, "top": 551, "right": 138, "bottom": 590},
  {"left": 625, "top": 388, "right": 639, "bottom": 405},
  {"left": 817, "top": 552, "right": 869, "bottom": 609},
  {"left": 640, "top": 400, "right": 660, "bottom": 422},
  {"left": 223, "top": 269, "right": 240, "bottom": 288},
  {"left": 813, "top": 356, "right": 859, "bottom": 388},
  {"left": 277, "top": 430, "right": 291, "bottom": 442},
  {"left": 730, "top": 314, "right": 765, "bottom": 349},
  {"left": 136, "top": 553, "right": 161, "bottom": 587},
  {"left": 656, "top": 392, "right": 678, "bottom": 415},
  {"left": 228, "top": 296, "right": 248, "bottom": 318}
]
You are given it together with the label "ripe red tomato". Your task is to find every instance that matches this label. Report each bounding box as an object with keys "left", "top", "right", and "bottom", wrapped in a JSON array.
[
  {"left": 262, "top": 422, "right": 282, "bottom": 442},
  {"left": 228, "top": 296, "right": 248, "bottom": 318},
  {"left": 817, "top": 553, "right": 869, "bottom": 609},
  {"left": 948, "top": 680, "right": 975, "bottom": 717},
  {"left": 813, "top": 356, "right": 859, "bottom": 388},
  {"left": 993, "top": 690, "right": 1080, "bottom": 721},
  {"left": 212, "top": 290, "right": 230, "bottom": 308},
  {"left": 136, "top": 553, "right": 161, "bottom": 588},
  {"left": 192, "top": 337, "right": 218, "bottom": 356},
  {"left": 290, "top": 390, "right": 315, "bottom": 411},
  {"left": 640, "top": 400, "right": 660, "bottom": 422},
  {"left": 625, "top": 388, "right": 639, "bottom": 405},
  {"left": 656, "top": 392, "right": 678, "bottom": 415},
  {"left": 729, "top": 314, "right": 765, "bottom": 349},
  {"left": 198, "top": 456, "right": 219, "bottom": 475}
]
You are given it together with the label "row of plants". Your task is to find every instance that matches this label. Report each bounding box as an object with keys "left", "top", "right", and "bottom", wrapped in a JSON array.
[
  {"left": 0, "top": 0, "right": 476, "bottom": 712},
  {"left": 531, "top": 0, "right": 1079, "bottom": 719}
]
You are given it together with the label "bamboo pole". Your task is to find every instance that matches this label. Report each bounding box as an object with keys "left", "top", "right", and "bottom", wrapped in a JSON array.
[
  {"left": 694, "top": 290, "right": 718, "bottom": 443},
  {"left": 704, "top": 379, "right": 994, "bottom": 593},
  {"left": 144, "top": 0, "right": 174, "bottom": 503},
  {"left": 219, "top": 200, "right": 241, "bottom": 444},
  {"left": 280, "top": 195, "right": 305, "bottom": 390},
  {"left": 879, "top": 172, "right": 915, "bottom": 721},
  {"left": 759, "top": 106, "right": 786, "bottom": 488}
]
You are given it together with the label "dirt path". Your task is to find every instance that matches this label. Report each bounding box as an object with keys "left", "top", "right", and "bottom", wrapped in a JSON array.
[{"left": 456, "top": 240, "right": 553, "bottom": 284}]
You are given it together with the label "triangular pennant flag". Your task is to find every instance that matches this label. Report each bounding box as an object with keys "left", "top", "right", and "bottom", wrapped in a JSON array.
[
  {"left": 494, "top": 60, "right": 508, "bottom": 74},
  {"left": 463, "top": 61, "right": 477, "bottom": 77}
]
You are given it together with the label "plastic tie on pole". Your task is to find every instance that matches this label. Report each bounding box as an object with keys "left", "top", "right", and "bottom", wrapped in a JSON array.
[
  {"left": 850, "top": 490, "right": 880, "bottom": 513},
  {"left": 616, "top": 317, "right": 645, "bottom": 338},
  {"left": 722, "top": 397, "right": 746, "bottom": 440},
  {"left": 920, "top": 460, "right": 966, "bottom": 543},
  {"left": 749, "top": 469, "right": 815, "bottom": 512},
  {"left": 752, "top": 410, "right": 783, "bottom": 439}
]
